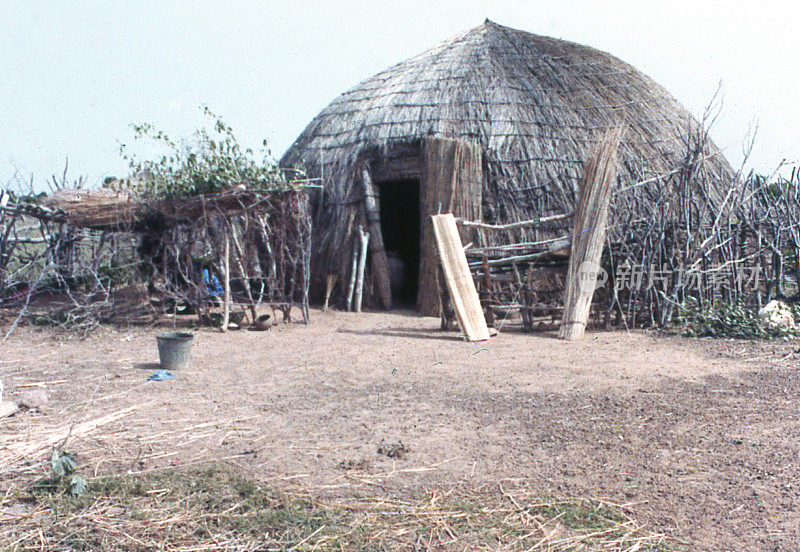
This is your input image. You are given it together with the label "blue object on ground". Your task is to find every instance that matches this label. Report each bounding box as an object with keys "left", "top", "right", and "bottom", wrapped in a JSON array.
[
  {"left": 148, "top": 369, "right": 176, "bottom": 381},
  {"left": 202, "top": 267, "right": 223, "bottom": 296}
]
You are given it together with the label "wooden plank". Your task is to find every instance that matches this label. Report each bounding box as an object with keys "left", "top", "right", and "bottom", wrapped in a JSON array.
[{"left": 431, "top": 214, "right": 490, "bottom": 341}]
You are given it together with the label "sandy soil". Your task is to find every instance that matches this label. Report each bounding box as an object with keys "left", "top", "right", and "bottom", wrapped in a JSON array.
[{"left": 1, "top": 310, "right": 799, "bottom": 551}]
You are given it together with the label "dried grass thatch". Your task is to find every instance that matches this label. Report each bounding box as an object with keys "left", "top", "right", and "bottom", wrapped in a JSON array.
[
  {"left": 281, "top": 20, "right": 735, "bottom": 307},
  {"left": 42, "top": 188, "right": 309, "bottom": 231},
  {"left": 44, "top": 189, "right": 142, "bottom": 229},
  {"left": 560, "top": 127, "right": 624, "bottom": 340}
]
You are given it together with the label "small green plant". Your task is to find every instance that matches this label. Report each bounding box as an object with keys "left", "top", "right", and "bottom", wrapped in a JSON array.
[
  {"left": 120, "top": 107, "right": 302, "bottom": 199},
  {"left": 33, "top": 449, "right": 88, "bottom": 497}
]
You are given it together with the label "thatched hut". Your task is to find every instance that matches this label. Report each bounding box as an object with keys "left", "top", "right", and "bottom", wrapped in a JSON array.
[{"left": 281, "top": 20, "right": 735, "bottom": 314}]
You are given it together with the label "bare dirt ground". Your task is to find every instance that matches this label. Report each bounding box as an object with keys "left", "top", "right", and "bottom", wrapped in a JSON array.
[{"left": 2, "top": 309, "right": 799, "bottom": 551}]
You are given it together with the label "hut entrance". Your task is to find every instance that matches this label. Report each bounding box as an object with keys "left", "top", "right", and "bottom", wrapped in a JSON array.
[{"left": 377, "top": 179, "right": 421, "bottom": 306}]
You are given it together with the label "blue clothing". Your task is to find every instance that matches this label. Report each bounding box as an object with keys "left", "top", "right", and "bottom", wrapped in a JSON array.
[
  {"left": 201, "top": 267, "right": 223, "bottom": 296},
  {"left": 148, "top": 369, "right": 176, "bottom": 381}
]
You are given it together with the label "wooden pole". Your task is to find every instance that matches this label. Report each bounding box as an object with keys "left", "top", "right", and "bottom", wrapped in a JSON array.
[
  {"left": 346, "top": 231, "right": 359, "bottom": 311},
  {"left": 221, "top": 233, "right": 231, "bottom": 332},
  {"left": 512, "top": 262, "right": 531, "bottom": 330},
  {"left": 438, "top": 264, "right": 455, "bottom": 330},
  {"left": 322, "top": 274, "right": 336, "bottom": 312},
  {"left": 354, "top": 226, "right": 370, "bottom": 312},
  {"left": 481, "top": 253, "right": 494, "bottom": 327},
  {"left": 360, "top": 165, "right": 392, "bottom": 310},
  {"left": 456, "top": 212, "right": 573, "bottom": 231},
  {"left": 228, "top": 224, "right": 257, "bottom": 322}
]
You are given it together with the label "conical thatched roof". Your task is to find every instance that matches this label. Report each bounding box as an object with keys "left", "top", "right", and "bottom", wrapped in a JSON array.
[{"left": 282, "top": 19, "right": 733, "bottom": 220}]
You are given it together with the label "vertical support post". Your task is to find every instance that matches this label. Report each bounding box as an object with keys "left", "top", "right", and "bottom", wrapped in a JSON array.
[
  {"left": 221, "top": 232, "right": 231, "bottom": 332},
  {"left": 418, "top": 138, "right": 482, "bottom": 315},
  {"left": 438, "top": 264, "right": 455, "bottom": 330},
  {"left": 354, "top": 226, "right": 370, "bottom": 312},
  {"left": 346, "top": 230, "right": 359, "bottom": 311},
  {"left": 322, "top": 274, "right": 336, "bottom": 312},
  {"left": 512, "top": 262, "right": 530, "bottom": 330},
  {"left": 360, "top": 165, "right": 393, "bottom": 310},
  {"left": 482, "top": 253, "right": 494, "bottom": 328},
  {"left": 228, "top": 224, "right": 257, "bottom": 323}
]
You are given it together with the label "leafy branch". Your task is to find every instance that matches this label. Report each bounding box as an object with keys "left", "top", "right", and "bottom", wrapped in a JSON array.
[{"left": 119, "top": 107, "right": 301, "bottom": 199}]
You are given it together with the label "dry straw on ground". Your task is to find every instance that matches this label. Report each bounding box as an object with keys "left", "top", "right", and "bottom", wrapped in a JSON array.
[
  {"left": 1, "top": 465, "right": 669, "bottom": 551},
  {"left": 0, "top": 406, "right": 140, "bottom": 470},
  {"left": 0, "top": 386, "right": 667, "bottom": 551}
]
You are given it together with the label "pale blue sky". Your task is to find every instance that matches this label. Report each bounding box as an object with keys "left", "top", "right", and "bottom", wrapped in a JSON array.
[{"left": 2, "top": 1, "right": 798, "bottom": 189}]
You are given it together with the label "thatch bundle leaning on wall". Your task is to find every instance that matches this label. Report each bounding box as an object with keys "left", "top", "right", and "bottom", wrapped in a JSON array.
[{"left": 560, "top": 127, "right": 624, "bottom": 340}]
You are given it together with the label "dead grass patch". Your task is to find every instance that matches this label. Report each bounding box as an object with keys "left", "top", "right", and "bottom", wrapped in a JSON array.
[{"left": 0, "top": 464, "right": 673, "bottom": 551}]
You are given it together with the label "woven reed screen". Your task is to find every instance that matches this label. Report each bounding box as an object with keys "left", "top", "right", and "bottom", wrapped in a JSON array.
[{"left": 418, "top": 137, "right": 482, "bottom": 315}]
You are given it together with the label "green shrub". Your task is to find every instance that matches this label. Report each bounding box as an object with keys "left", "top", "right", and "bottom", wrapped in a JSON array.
[
  {"left": 120, "top": 107, "right": 302, "bottom": 199},
  {"left": 675, "top": 299, "right": 799, "bottom": 339}
]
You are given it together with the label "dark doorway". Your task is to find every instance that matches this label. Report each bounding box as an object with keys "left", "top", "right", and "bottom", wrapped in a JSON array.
[{"left": 378, "top": 179, "right": 420, "bottom": 306}]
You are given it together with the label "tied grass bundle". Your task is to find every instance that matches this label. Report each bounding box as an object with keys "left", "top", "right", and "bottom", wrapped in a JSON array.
[{"left": 560, "top": 126, "right": 625, "bottom": 341}]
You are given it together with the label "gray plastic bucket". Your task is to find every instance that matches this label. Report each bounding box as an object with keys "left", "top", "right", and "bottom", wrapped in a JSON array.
[{"left": 156, "top": 331, "right": 194, "bottom": 370}]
